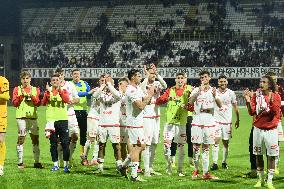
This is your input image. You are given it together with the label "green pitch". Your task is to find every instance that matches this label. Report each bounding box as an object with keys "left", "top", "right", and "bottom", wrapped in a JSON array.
[{"left": 1, "top": 107, "right": 284, "bottom": 189}]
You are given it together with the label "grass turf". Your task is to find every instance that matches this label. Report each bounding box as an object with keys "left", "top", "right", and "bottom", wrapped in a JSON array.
[{"left": 0, "top": 107, "right": 284, "bottom": 189}]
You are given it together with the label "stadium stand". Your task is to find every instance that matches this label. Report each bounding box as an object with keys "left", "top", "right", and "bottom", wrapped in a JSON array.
[{"left": 21, "top": 1, "right": 284, "bottom": 68}]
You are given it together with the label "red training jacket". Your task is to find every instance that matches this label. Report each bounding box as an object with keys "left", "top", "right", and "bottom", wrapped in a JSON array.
[
  {"left": 12, "top": 86, "right": 41, "bottom": 107},
  {"left": 41, "top": 88, "right": 70, "bottom": 106},
  {"left": 247, "top": 92, "right": 281, "bottom": 130}
]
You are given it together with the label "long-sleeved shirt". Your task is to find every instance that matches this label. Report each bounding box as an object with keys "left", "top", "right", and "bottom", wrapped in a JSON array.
[
  {"left": 156, "top": 85, "right": 192, "bottom": 111},
  {"left": 41, "top": 88, "right": 70, "bottom": 105},
  {"left": 73, "top": 80, "right": 91, "bottom": 97},
  {"left": 247, "top": 91, "right": 281, "bottom": 130},
  {"left": 0, "top": 76, "right": 10, "bottom": 118},
  {"left": 12, "top": 86, "right": 41, "bottom": 107},
  {"left": 156, "top": 86, "right": 185, "bottom": 105},
  {"left": 277, "top": 84, "right": 284, "bottom": 116}
]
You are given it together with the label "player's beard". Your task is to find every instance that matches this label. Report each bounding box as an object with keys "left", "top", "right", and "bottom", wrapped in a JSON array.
[{"left": 219, "top": 84, "right": 227, "bottom": 90}]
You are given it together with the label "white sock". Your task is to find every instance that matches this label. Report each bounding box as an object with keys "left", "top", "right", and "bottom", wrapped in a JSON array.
[
  {"left": 92, "top": 142, "right": 99, "bottom": 160},
  {"left": 63, "top": 161, "right": 68, "bottom": 167},
  {"left": 177, "top": 144, "right": 185, "bottom": 173},
  {"left": 116, "top": 160, "right": 122, "bottom": 168},
  {"left": 17, "top": 145, "right": 24, "bottom": 164},
  {"left": 193, "top": 146, "right": 200, "bottom": 171},
  {"left": 257, "top": 170, "right": 264, "bottom": 181},
  {"left": 122, "top": 154, "right": 131, "bottom": 167},
  {"left": 267, "top": 169, "right": 274, "bottom": 183},
  {"left": 131, "top": 162, "right": 139, "bottom": 178},
  {"left": 202, "top": 148, "right": 210, "bottom": 174},
  {"left": 69, "top": 142, "right": 77, "bottom": 160},
  {"left": 98, "top": 159, "right": 104, "bottom": 170},
  {"left": 83, "top": 140, "right": 91, "bottom": 159},
  {"left": 53, "top": 161, "right": 59, "bottom": 167},
  {"left": 164, "top": 143, "right": 171, "bottom": 165},
  {"left": 222, "top": 146, "right": 228, "bottom": 163},
  {"left": 143, "top": 146, "right": 150, "bottom": 173},
  {"left": 33, "top": 144, "right": 40, "bottom": 163},
  {"left": 149, "top": 144, "right": 157, "bottom": 169},
  {"left": 212, "top": 144, "right": 219, "bottom": 164},
  {"left": 57, "top": 144, "right": 63, "bottom": 163}
]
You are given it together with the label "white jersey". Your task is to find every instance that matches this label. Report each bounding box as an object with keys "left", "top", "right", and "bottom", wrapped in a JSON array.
[
  {"left": 88, "top": 87, "right": 100, "bottom": 119},
  {"left": 125, "top": 84, "right": 145, "bottom": 127},
  {"left": 120, "top": 92, "right": 127, "bottom": 127},
  {"left": 60, "top": 81, "right": 79, "bottom": 114},
  {"left": 190, "top": 86, "right": 219, "bottom": 115},
  {"left": 214, "top": 89, "right": 237, "bottom": 124},
  {"left": 99, "top": 91, "right": 121, "bottom": 126},
  {"left": 142, "top": 81, "right": 164, "bottom": 118}
]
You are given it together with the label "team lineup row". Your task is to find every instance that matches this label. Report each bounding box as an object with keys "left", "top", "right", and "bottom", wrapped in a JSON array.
[{"left": 0, "top": 64, "right": 283, "bottom": 188}]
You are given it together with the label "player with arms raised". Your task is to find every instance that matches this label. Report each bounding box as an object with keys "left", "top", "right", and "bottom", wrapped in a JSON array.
[{"left": 140, "top": 64, "right": 167, "bottom": 176}]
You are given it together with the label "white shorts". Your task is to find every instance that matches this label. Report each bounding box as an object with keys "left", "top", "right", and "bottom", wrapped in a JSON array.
[
  {"left": 215, "top": 122, "right": 232, "bottom": 140},
  {"left": 98, "top": 126, "right": 120, "bottom": 143},
  {"left": 17, "top": 119, "right": 39, "bottom": 136},
  {"left": 277, "top": 121, "right": 284, "bottom": 141},
  {"left": 128, "top": 127, "right": 146, "bottom": 145},
  {"left": 68, "top": 108, "right": 79, "bottom": 136},
  {"left": 253, "top": 126, "right": 279, "bottom": 156},
  {"left": 163, "top": 124, "right": 186, "bottom": 144},
  {"left": 191, "top": 113, "right": 216, "bottom": 144},
  {"left": 144, "top": 117, "right": 160, "bottom": 145},
  {"left": 68, "top": 114, "right": 79, "bottom": 136},
  {"left": 120, "top": 127, "right": 129, "bottom": 144},
  {"left": 87, "top": 116, "right": 99, "bottom": 138}
]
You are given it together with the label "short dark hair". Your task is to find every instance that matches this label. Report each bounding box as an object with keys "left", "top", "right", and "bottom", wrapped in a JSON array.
[
  {"left": 262, "top": 75, "right": 277, "bottom": 92},
  {"left": 118, "top": 77, "right": 129, "bottom": 83},
  {"left": 72, "top": 69, "right": 80, "bottom": 74},
  {"left": 218, "top": 74, "right": 227, "bottom": 80},
  {"left": 265, "top": 71, "right": 276, "bottom": 77},
  {"left": 176, "top": 72, "right": 187, "bottom": 77},
  {"left": 55, "top": 67, "right": 64, "bottom": 74},
  {"left": 99, "top": 74, "right": 106, "bottom": 79},
  {"left": 51, "top": 73, "right": 60, "bottom": 78},
  {"left": 128, "top": 69, "right": 140, "bottom": 80},
  {"left": 20, "top": 71, "right": 31, "bottom": 78},
  {"left": 145, "top": 64, "right": 153, "bottom": 71},
  {"left": 199, "top": 70, "right": 210, "bottom": 77}
]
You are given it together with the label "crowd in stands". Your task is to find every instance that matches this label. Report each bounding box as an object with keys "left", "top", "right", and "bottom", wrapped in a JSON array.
[
  {"left": 22, "top": 0, "right": 284, "bottom": 69},
  {"left": 23, "top": 36, "right": 284, "bottom": 69}
]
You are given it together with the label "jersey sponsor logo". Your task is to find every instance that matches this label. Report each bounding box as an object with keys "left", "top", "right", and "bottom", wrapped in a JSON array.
[
  {"left": 103, "top": 110, "right": 112, "bottom": 115},
  {"left": 197, "top": 99, "right": 214, "bottom": 104}
]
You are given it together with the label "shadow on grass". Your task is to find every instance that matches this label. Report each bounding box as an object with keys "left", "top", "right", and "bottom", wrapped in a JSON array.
[
  {"left": 209, "top": 179, "right": 239, "bottom": 184},
  {"left": 70, "top": 169, "right": 125, "bottom": 178},
  {"left": 274, "top": 176, "right": 284, "bottom": 181}
]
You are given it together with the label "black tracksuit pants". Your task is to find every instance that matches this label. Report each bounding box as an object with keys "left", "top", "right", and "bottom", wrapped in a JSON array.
[
  {"left": 50, "top": 120, "right": 70, "bottom": 162},
  {"left": 75, "top": 110, "right": 88, "bottom": 146}
]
